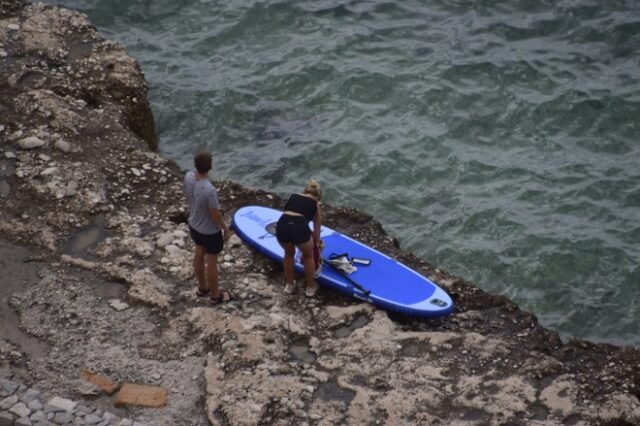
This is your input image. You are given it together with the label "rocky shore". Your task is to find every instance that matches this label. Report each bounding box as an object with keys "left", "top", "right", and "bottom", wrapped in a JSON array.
[{"left": 1, "top": 1, "right": 640, "bottom": 425}]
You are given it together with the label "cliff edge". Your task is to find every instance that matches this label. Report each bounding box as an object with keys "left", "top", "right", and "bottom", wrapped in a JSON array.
[{"left": 1, "top": 2, "right": 639, "bottom": 425}]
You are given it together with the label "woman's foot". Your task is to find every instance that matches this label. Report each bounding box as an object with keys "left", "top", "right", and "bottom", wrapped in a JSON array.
[
  {"left": 210, "top": 291, "right": 233, "bottom": 305},
  {"left": 284, "top": 281, "right": 296, "bottom": 295},
  {"left": 305, "top": 282, "right": 319, "bottom": 297},
  {"left": 196, "top": 287, "right": 210, "bottom": 297}
]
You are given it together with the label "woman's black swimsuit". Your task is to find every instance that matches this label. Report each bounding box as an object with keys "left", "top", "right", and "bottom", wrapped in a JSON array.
[{"left": 276, "top": 194, "right": 317, "bottom": 245}]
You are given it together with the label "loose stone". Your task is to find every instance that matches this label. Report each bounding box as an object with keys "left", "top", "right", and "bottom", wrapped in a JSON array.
[
  {"left": 0, "top": 396, "right": 18, "bottom": 410},
  {"left": 9, "top": 402, "right": 30, "bottom": 418},
  {"left": 156, "top": 234, "right": 173, "bottom": 248},
  {"left": 109, "top": 299, "right": 129, "bottom": 311},
  {"left": 46, "top": 396, "right": 77, "bottom": 413},
  {"left": 26, "top": 400, "right": 42, "bottom": 411},
  {"left": 20, "top": 390, "right": 40, "bottom": 404},
  {"left": 40, "top": 167, "right": 58, "bottom": 176},
  {"left": 18, "top": 137, "right": 45, "bottom": 150},
  {"left": 7, "top": 24, "right": 20, "bottom": 31},
  {"left": 85, "top": 413, "right": 102, "bottom": 424},
  {"left": 0, "top": 380, "right": 18, "bottom": 397},
  {"left": 52, "top": 411, "right": 72, "bottom": 424},
  {"left": 54, "top": 139, "right": 71, "bottom": 153}
]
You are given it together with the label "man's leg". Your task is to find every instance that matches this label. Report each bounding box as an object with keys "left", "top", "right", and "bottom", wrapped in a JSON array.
[
  {"left": 206, "top": 253, "right": 220, "bottom": 298},
  {"left": 194, "top": 245, "right": 207, "bottom": 292}
]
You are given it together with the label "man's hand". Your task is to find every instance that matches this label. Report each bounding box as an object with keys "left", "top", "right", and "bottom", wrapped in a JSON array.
[{"left": 223, "top": 228, "right": 233, "bottom": 242}]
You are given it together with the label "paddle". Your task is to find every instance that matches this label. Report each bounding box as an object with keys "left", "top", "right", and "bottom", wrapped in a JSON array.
[
  {"left": 259, "top": 222, "right": 278, "bottom": 239},
  {"left": 262, "top": 222, "right": 372, "bottom": 296},
  {"left": 323, "top": 256, "right": 371, "bottom": 296}
]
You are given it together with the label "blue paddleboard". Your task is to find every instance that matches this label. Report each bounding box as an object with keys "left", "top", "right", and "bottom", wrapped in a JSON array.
[{"left": 232, "top": 205, "right": 454, "bottom": 318}]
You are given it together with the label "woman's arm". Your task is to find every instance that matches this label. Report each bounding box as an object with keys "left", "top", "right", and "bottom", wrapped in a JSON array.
[{"left": 313, "top": 203, "right": 321, "bottom": 242}]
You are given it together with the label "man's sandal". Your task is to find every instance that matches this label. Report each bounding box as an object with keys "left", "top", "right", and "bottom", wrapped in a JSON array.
[
  {"left": 196, "top": 288, "right": 210, "bottom": 297},
  {"left": 210, "top": 291, "right": 233, "bottom": 305}
]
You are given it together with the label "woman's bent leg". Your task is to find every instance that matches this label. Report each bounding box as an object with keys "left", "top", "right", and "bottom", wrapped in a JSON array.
[{"left": 297, "top": 239, "right": 317, "bottom": 295}]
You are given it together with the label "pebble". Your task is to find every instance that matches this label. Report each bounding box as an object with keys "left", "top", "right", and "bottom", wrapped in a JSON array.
[
  {"left": 0, "top": 125, "right": 5, "bottom": 132},
  {"left": 7, "top": 24, "right": 20, "bottom": 31},
  {"left": 109, "top": 299, "right": 129, "bottom": 311},
  {"left": 0, "top": 50, "right": 5, "bottom": 57},
  {"left": 27, "top": 400, "right": 42, "bottom": 411},
  {"left": 0, "top": 380, "right": 18, "bottom": 397},
  {"left": 78, "top": 382, "right": 101, "bottom": 396},
  {"left": 156, "top": 234, "right": 173, "bottom": 248},
  {"left": 40, "top": 167, "right": 59, "bottom": 176},
  {"left": 0, "top": 376, "right": 149, "bottom": 426},
  {"left": 85, "top": 413, "right": 102, "bottom": 424},
  {"left": 9, "top": 402, "right": 29, "bottom": 418},
  {"left": 18, "top": 137, "right": 45, "bottom": 150},
  {"left": 172, "top": 230, "right": 188, "bottom": 239},
  {"left": 0, "top": 396, "right": 18, "bottom": 410},
  {"left": 54, "top": 139, "right": 71, "bottom": 153},
  {"left": 164, "top": 244, "right": 181, "bottom": 255},
  {"left": 47, "top": 397, "right": 76, "bottom": 413}
]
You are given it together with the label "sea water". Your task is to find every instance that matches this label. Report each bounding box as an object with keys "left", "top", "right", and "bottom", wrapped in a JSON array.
[{"left": 47, "top": 0, "right": 640, "bottom": 346}]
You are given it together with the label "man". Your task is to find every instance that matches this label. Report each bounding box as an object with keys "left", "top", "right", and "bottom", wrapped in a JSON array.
[{"left": 183, "top": 150, "right": 232, "bottom": 304}]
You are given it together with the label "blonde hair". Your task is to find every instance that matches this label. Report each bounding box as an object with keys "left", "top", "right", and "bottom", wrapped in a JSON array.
[{"left": 304, "top": 179, "right": 322, "bottom": 200}]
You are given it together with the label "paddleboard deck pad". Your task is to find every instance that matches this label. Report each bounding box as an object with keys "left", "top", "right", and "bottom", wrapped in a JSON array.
[{"left": 232, "top": 205, "right": 454, "bottom": 317}]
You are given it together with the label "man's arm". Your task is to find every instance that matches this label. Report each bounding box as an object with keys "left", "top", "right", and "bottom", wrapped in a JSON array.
[{"left": 210, "top": 208, "right": 232, "bottom": 241}]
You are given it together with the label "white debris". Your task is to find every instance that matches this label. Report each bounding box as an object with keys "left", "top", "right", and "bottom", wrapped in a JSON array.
[{"left": 108, "top": 299, "right": 129, "bottom": 311}]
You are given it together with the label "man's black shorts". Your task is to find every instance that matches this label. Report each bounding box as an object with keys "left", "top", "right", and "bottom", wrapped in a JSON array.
[
  {"left": 276, "top": 214, "right": 311, "bottom": 245},
  {"left": 189, "top": 226, "right": 224, "bottom": 254}
]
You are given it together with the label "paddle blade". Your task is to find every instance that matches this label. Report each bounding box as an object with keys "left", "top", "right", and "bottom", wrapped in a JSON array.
[{"left": 265, "top": 222, "right": 277, "bottom": 235}]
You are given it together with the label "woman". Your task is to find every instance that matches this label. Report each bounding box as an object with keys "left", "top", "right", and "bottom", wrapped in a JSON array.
[{"left": 276, "top": 180, "right": 322, "bottom": 297}]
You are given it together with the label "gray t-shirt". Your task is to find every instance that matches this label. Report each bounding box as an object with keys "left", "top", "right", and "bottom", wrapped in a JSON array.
[{"left": 183, "top": 172, "right": 220, "bottom": 234}]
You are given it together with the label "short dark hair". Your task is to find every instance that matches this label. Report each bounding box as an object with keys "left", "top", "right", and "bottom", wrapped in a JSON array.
[{"left": 194, "top": 150, "right": 212, "bottom": 174}]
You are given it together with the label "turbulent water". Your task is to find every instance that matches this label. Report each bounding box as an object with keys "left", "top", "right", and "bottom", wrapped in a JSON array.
[{"left": 48, "top": 0, "right": 640, "bottom": 345}]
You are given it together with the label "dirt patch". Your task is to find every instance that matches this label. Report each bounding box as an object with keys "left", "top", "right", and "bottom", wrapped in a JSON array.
[{"left": 0, "top": 240, "right": 48, "bottom": 360}]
